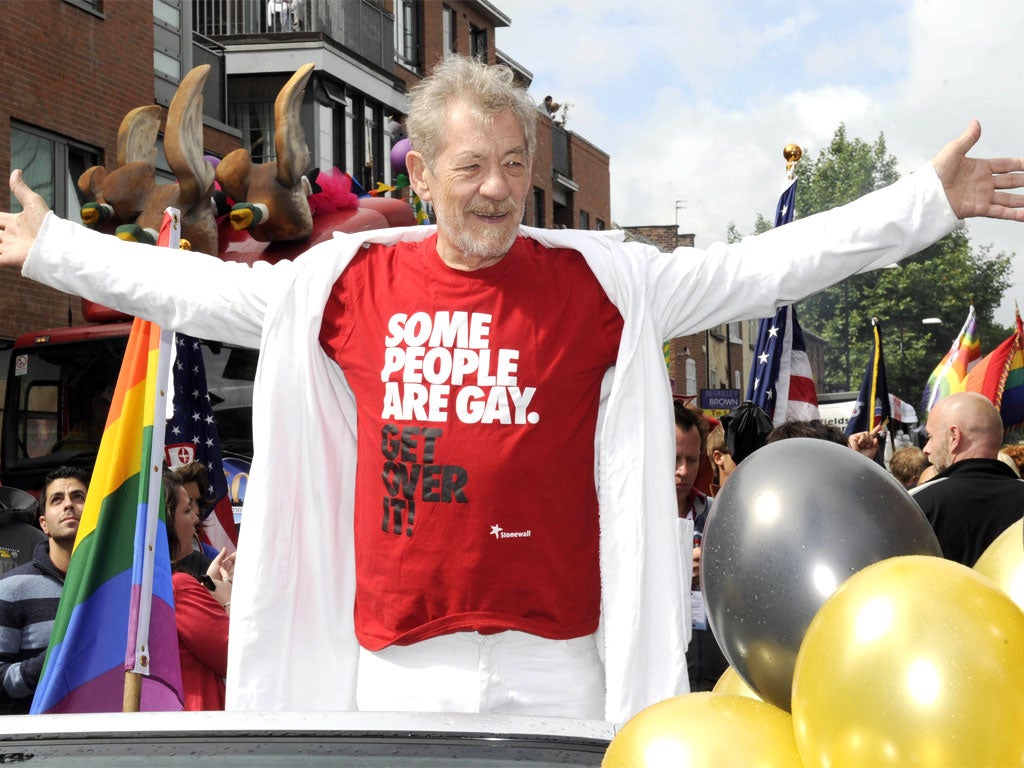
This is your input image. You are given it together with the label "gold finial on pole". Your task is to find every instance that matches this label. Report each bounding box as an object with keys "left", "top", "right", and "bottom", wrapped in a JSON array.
[{"left": 783, "top": 144, "right": 802, "bottom": 178}]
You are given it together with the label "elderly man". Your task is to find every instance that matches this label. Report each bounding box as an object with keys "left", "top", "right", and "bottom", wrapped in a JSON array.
[
  {"left": 912, "top": 392, "right": 1024, "bottom": 566},
  {"left": 2, "top": 56, "right": 1024, "bottom": 722}
]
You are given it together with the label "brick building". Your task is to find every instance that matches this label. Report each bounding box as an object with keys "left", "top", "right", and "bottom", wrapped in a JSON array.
[{"left": 0, "top": 0, "right": 610, "bottom": 341}]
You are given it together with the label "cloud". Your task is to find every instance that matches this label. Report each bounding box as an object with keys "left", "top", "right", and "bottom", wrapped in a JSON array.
[{"left": 497, "top": 0, "right": 1024, "bottom": 324}]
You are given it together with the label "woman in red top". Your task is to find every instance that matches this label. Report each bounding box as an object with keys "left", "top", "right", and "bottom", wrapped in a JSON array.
[{"left": 163, "top": 471, "right": 233, "bottom": 710}]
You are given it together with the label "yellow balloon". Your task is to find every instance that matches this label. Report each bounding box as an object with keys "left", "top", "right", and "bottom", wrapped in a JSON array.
[
  {"left": 792, "top": 555, "right": 1024, "bottom": 768},
  {"left": 712, "top": 666, "right": 763, "bottom": 701},
  {"left": 974, "top": 518, "right": 1024, "bottom": 610},
  {"left": 602, "top": 692, "right": 802, "bottom": 768}
]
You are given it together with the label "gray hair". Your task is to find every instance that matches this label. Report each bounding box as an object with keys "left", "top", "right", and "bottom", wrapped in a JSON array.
[{"left": 406, "top": 56, "right": 538, "bottom": 169}]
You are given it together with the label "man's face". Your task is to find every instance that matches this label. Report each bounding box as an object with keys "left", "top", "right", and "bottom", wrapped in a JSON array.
[
  {"left": 923, "top": 404, "right": 952, "bottom": 470},
  {"left": 675, "top": 424, "right": 702, "bottom": 500},
  {"left": 411, "top": 102, "right": 531, "bottom": 271},
  {"left": 40, "top": 476, "right": 87, "bottom": 546}
]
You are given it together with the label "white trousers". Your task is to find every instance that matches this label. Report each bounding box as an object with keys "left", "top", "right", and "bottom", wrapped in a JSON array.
[{"left": 356, "top": 631, "right": 605, "bottom": 719}]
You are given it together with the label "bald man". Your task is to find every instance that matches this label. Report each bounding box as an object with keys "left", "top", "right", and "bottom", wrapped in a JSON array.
[{"left": 911, "top": 392, "right": 1024, "bottom": 566}]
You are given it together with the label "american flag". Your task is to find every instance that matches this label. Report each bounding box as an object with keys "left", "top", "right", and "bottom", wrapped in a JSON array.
[
  {"left": 164, "top": 333, "right": 239, "bottom": 553},
  {"left": 745, "top": 178, "right": 820, "bottom": 426}
]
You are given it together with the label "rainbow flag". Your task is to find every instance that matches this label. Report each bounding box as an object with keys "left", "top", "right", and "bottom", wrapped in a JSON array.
[
  {"left": 964, "top": 310, "right": 1024, "bottom": 433},
  {"left": 31, "top": 215, "right": 184, "bottom": 713},
  {"left": 921, "top": 305, "right": 981, "bottom": 416}
]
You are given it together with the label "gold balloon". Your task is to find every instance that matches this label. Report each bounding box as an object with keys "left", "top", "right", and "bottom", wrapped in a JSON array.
[
  {"left": 602, "top": 692, "right": 802, "bottom": 768},
  {"left": 973, "top": 518, "right": 1024, "bottom": 610},
  {"left": 712, "top": 666, "right": 763, "bottom": 701},
  {"left": 792, "top": 555, "right": 1024, "bottom": 768}
]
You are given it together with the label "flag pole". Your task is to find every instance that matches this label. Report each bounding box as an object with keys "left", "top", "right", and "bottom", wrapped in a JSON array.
[
  {"left": 123, "top": 673, "right": 142, "bottom": 712},
  {"left": 122, "top": 210, "right": 178, "bottom": 713}
]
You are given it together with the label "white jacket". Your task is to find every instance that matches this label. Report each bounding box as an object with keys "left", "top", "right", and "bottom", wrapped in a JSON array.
[{"left": 24, "top": 164, "right": 957, "bottom": 722}]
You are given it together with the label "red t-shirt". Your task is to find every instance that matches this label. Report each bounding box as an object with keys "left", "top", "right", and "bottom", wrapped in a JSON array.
[{"left": 319, "top": 235, "right": 623, "bottom": 650}]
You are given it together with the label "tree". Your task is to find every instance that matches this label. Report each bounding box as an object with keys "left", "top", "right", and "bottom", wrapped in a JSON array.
[{"left": 743, "top": 125, "right": 1013, "bottom": 407}]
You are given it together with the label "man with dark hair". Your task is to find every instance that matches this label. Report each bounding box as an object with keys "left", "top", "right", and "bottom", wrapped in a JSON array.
[
  {"left": 765, "top": 418, "right": 848, "bottom": 446},
  {"left": 673, "top": 401, "right": 707, "bottom": 522},
  {"left": 0, "top": 466, "right": 88, "bottom": 713}
]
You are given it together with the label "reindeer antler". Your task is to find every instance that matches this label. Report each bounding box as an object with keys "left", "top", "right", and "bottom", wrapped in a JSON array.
[
  {"left": 165, "top": 64, "right": 215, "bottom": 209},
  {"left": 275, "top": 63, "right": 314, "bottom": 188}
]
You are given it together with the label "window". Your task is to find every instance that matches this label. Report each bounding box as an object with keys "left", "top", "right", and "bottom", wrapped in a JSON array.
[
  {"left": 579, "top": 210, "right": 590, "bottom": 230},
  {"left": 442, "top": 6, "right": 457, "bottom": 55},
  {"left": 154, "top": 0, "right": 184, "bottom": 107},
  {"left": 734, "top": 369, "right": 741, "bottom": 391},
  {"left": 229, "top": 98, "right": 275, "bottom": 164},
  {"left": 728, "top": 321, "right": 742, "bottom": 343},
  {"left": 685, "top": 359, "right": 697, "bottom": 396},
  {"left": 470, "top": 25, "right": 488, "bottom": 61},
  {"left": 9, "top": 124, "right": 99, "bottom": 221},
  {"left": 532, "top": 188, "right": 545, "bottom": 227},
  {"left": 65, "top": 0, "right": 102, "bottom": 11},
  {"left": 395, "top": 0, "right": 421, "bottom": 71},
  {"left": 317, "top": 103, "right": 334, "bottom": 172},
  {"left": 363, "top": 102, "right": 381, "bottom": 191},
  {"left": 596, "top": 219, "right": 606, "bottom": 231},
  {"left": 344, "top": 94, "right": 356, "bottom": 176}
]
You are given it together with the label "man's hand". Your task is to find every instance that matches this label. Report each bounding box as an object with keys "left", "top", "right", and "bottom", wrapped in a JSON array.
[
  {"left": 848, "top": 423, "right": 885, "bottom": 460},
  {"left": 933, "top": 120, "right": 1024, "bottom": 221},
  {"left": 0, "top": 170, "right": 51, "bottom": 268}
]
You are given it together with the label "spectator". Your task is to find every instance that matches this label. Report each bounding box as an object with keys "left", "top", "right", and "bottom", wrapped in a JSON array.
[
  {"left": 3, "top": 55, "right": 1023, "bottom": 721},
  {"left": 0, "top": 467, "right": 88, "bottom": 713},
  {"left": 164, "top": 471, "right": 233, "bottom": 711},
  {"left": 765, "top": 418, "right": 848, "bottom": 446},
  {"left": 171, "top": 461, "right": 219, "bottom": 566},
  {"left": 685, "top": 403, "right": 772, "bottom": 693},
  {"left": 674, "top": 402, "right": 709, "bottom": 524},
  {"left": 889, "top": 445, "right": 930, "bottom": 489},
  {"left": 911, "top": 392, "right": 1024, "bottom": 566},
  {"left": 1000, "top": 442, "right": 1024, "bottom": 474},
  {"left": 705, "top": 423, "right": 734, "bottom": 497}
]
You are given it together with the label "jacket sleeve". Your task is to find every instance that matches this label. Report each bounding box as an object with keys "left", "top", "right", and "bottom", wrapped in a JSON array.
[
  {"left": 173, "top": 576, "right": 230, "bottom": 678},
  {"left": 644, "top": 163, "right": 961, "bottom": 340},
  {"left": 0, "top": 597, "right": 42, "bottom": 705},
  {"left": 22, "top": 214, "right": 302, "bottom": 349}
]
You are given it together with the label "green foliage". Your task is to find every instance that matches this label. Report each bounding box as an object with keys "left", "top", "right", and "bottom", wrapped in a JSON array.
[{"left": 743, "top": 124, "right": 1014, "bottom": 406}]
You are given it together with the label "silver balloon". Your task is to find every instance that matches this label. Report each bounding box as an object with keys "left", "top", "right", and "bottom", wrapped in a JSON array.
[{"left": 701, "top": 437, "right": 941, "bottom": 712}]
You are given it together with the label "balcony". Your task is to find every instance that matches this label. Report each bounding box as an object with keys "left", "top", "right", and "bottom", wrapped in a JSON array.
[{"left": 193, "top": 0, "right": 395, "bottom": 72}]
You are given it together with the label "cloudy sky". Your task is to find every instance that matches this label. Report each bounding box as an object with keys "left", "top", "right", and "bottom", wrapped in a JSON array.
[{"left": 495, "top": 0, "right": 1024, "bottom": 326}]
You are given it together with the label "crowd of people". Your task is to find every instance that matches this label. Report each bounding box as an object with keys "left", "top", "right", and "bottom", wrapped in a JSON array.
[
  {"left": 0, "top": 462, "right": 234, "bottom": 713},
  {"left": 1, "top": 53, "right": 1023, "bottom": 721},
  {"left": 677, "top": 391, "right": 1024, "bottom": 693}
]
